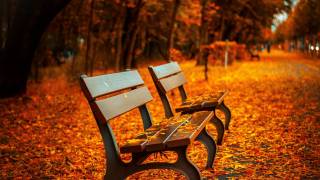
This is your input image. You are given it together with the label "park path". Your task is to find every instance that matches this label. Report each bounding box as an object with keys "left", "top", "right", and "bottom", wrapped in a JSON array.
[
  {"left": 0, "top": 50, "right": 319, "bottom": 179},
  {"left": 195, "top": 50, "right": 320, "bottom": 179}
]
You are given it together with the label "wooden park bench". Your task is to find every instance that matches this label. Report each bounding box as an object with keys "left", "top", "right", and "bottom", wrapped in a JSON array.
[
  {"left": 148, "top": 62, "right": 232, "bottom": 145},
  {"left": 80, "top": 70, "right": 218, "bottom": 180}
]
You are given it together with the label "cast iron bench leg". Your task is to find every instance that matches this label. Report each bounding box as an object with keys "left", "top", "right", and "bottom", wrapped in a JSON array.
[
  {"left": 211, "top": 114, "right": 225, "bottom": 145},
  {"left": 174, "top": 146, "right": 202, "bottom": 180},
  {"left": 104, "top": 167, "right": 125, "bottom": 180},
  {"left": 196, "top": 129, "right": 217, "bottom": 169},
  {"left": 104, "top": 158, "right": 131, "bottom": 180},
  {"left": 217, "top": 101, "right": 231, "bottom": 130},
  {"left": 124, "top": 146, "right": 201, "bottom": 180}
]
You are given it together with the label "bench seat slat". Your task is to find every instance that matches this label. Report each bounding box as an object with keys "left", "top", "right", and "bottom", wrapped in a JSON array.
[
  {"left": 120, "top": 124, "right": 164, "bottom": 153},
  {"left": 120, "top": 134, "right": 149, "bottom": 153},
  {"left": 166, "top": 111, "right": 213, "bottom": 148},
  {"left": 121, "top": 115, "right": 192, "bottom": 153},
  {"left": 175, "top": 91, "right": 228, "bottom": 113},
  {"left": 96, "top": 86, "right": 152, "bottom": 121},
  {"left": 144, "top": 115, "right": 192, "bottom": 152},
  {"left": 159, "top": 72, "right": 187, "bottom": 93},
  {"left": 83, "top": 70, "right": 144, "bottom": 99},
  {"left": 152, "top": 62, "right": 181, "bottom": 79},
  {"left": 120, "top": 112, "right": 213, "bottom": 153}
]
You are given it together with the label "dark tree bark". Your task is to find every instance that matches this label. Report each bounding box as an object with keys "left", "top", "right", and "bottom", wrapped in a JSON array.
[
  {"left": 0, "top": 0, "right": 8, "bottom": 48},
  {"left": 115, "top": 1, "right": 126, "bottom": 71},
  {"left": 219, "top": 15, "right": 225, "bottom": 41},
  {"left": 0, "top": 0, "right": 71, "bottom": 98},
  {"left": 85, "top": 0, "right": 95, "bottom": 74},
  {"left": 121, "top": 0, "right": 144, "bottom": 70},
  {"left": 196, "top": 0, "right": 209, "bottom": 65},
  {"left": 165, "top": 0, "right": 181, "bottom": 60},
  {"left": 125, "top": 25, "right": 140, "bottom": 69}
]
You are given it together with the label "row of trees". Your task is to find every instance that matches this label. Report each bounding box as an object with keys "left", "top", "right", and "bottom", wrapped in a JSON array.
[
  {"left": 0, "top": 0, "right": 291, "bottom": 98},
  {"left": 275, "top": 0, "right": 320, "bottom": 47}
]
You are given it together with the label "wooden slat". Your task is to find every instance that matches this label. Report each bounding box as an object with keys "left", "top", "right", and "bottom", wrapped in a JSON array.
[
  {"left": 120, "top": 127, "right": 162, "bottom": 153},
  {"left": 95, "top": 86, "right": 152, "bottom": 121},
  {"left": 144, "top": 115, "right": 192, "bottom": 152},
  {"left": 159, "top": 72, "right": 187, "bottom": 92},
  {"left": 120, "top": 115, "right": 192, "bottom": 153},
  {"left": 82, "top": 70, "right": 144, "bottom": 99},
  {"left": 166, "top": 111, "right": 213, "bottom": 148},
  {"left": 216, "top": 90, "right": 228, "bottom": 104},
  {"left": 175, "top": 91, "right": 228, "bottom": 113},
  {"left": 151, "top": 62, "right": 181, "bottom": 79},
  {"left": 120, "top": 134, "right": 149, "bottom": 153},
  {"left": 120, "top": 112, "right": 213, "bottom": 153},
  {"left": 120, "top": 124, "right": 167, "bottom": 153}
]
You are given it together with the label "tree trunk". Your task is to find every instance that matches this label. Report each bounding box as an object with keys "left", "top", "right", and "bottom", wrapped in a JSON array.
[
  {"left": 85, "top": 0, "right": 95, "bottom": 74},
  {"left": 121, "top": 0, "right": 144, "bottom": 70},
  {"left": 125, "top": 26, "right": 140, "bottom": 69},
  {"left": 196, "top": 0, "right": 209, "bottom": 65},
  {"left": 115, "top": 1, "right": 126, "bottom": 71},
  {"left": 0, "top": 0, "right": 71, "bottom": 98},
  {"left": 219, "top": 15, "right": 225, "bottom": 41},
  {"left": 165, "top": 0, "right": 181, "bottom": 60},
  {"left": 0, "top": 0, "right": 8, "bottom": 48}
]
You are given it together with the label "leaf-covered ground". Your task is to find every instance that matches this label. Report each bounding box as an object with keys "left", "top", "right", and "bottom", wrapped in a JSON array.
[{"left": 1, "top": 50, "right": 320, "bottom": 179}]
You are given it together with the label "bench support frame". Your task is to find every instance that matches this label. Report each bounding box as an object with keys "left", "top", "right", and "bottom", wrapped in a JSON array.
[
  {"left": 161, "top": 82, "right": 228, "bottom": 144},
  {"left": 217, "top": 101, "right": 232, "bottom": 130},
  {"left": 80, "top": 71, "right": 211, "bottom": 179},
  {"left": 211, "top": 114, "right": 225, "bottom": 145},
  {"left": 95, "top": 104, "right": 202, "bottom": 180},
  {"left": 196, "top": 128, "right": 217, "bottom": 168}
]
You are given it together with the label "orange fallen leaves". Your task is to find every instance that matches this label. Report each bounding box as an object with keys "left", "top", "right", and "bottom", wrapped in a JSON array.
[{"left": 1, "top": 51, "right": 320, "bottom": 179}]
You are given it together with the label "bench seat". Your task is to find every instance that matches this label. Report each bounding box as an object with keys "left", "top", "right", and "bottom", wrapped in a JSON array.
[
  {"left": 148, "top": 61, "right": 232, "bottom": 147},
  {"left": 148, "top": 62, "right": 231, "bottom": 133},
  {"left": 121, "top": 111, "right": 213, "bottom": 153},
  {"left": 175, "top": 91, "right": 228, "bottom": 114}
]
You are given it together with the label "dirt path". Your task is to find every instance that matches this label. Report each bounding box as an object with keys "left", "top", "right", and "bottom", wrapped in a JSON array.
[
  {"left": 1, "top": 50, "right": 319, "bottom": 179},
  {"left": 202, "top": 50, "right": 320, "bottom": 179}
]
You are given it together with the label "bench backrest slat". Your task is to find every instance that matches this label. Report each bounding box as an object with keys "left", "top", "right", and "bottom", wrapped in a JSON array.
[
  {"left": 95, "top": 86, "right": 153, "bottom": 121},
  {"left": 80, "top": 71, "right": 154, "bottom": 168},
  {"left": 149, "top": 62, "right": 187, "bottom": 93},
  {"left": 159, "top": 72, "right": 187, "bottom": 92},
  {"left": 82, "top": 70, "right": 144, "bottom": 99},
  {"left": 148, "top": 62, "right": 188, "bottom": 118},
  {"left": 152, "top": 62, "right": 182, "bottom": 79}
]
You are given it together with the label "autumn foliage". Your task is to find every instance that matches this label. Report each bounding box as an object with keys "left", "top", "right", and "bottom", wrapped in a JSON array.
[
  {"left": 0, "top": 0, "right": 319, "bottom": 179},
  {"left": 1, "top": 51, "right": 319, "bottom": 179}
]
